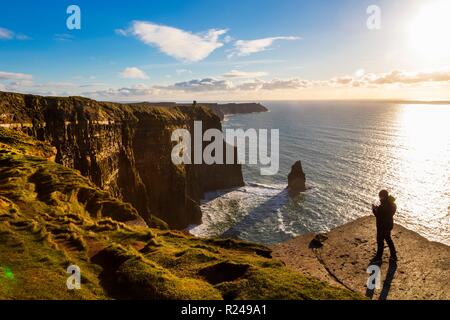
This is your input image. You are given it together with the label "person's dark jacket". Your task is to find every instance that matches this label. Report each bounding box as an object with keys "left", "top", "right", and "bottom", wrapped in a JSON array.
[{"left": 373, "top": 196, "right": 396, "bottom": 231}]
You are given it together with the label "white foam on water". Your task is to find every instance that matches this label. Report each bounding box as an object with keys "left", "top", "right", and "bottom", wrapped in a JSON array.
[
  {"left": 190, "top": 183, "right": 287, "bottom": 238},
  {"left": 276, "top": 209, "right": 299, "bottom": 237}
]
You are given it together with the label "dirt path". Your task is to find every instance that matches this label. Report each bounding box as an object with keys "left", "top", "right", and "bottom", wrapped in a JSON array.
[{"left": 271, "top": 216, "right": 450, "bottom": 300}]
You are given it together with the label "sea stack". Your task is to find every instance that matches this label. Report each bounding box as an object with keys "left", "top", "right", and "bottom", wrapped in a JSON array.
[{"left": 288, "top": 161, "right": 306, "bottom": 194}]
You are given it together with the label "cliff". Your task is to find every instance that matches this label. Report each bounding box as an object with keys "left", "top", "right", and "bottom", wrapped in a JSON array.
[
  {"left": 203, "top": 103, "right": 268, "bottom": 120},
  {"left": 0, "top": 127, "right": 360, "bottom": 300},
  {"left": 130, "top": 102, "right": 268, "bottom": 121},
  {"left": 272, "top": 216, "right": 450, "bottom": 300},
  {"left": 0, "top": 91, "right": 244, "bottom": 229}
]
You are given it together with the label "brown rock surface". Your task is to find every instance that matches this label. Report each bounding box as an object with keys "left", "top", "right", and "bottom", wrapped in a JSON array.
[
  {"left": 272, "top": 216, "right": 450, "bottom": 300},
  {"left": 287, "top": 160, "right": 306, "bottom": 194}
]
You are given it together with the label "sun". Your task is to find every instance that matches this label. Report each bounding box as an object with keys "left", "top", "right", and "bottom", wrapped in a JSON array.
[{"left": 406, "top": 0, "right": 450, "bottom": 66}]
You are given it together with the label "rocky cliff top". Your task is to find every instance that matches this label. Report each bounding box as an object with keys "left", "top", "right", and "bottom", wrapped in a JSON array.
[
  {"left": 204, "top": 103, "right": 268, "bottom": 120},
  {"left": 0, "top": 91, "right": 218, "bottom": 125},
  {"left": 129, "top": 101, "right": 268, "bottom": 121},
  {"left": 272, "top": 216, "right": 450, "bottom": 300}
]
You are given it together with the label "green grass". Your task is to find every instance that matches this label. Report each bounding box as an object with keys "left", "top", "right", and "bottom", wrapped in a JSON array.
[{"left": 0, "top": 127, "right": 55, "bottom": 159}]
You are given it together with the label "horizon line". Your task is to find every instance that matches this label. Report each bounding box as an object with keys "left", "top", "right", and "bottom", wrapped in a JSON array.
[{"left": 1, "top": 90, "right": 450, "bottom": 105}]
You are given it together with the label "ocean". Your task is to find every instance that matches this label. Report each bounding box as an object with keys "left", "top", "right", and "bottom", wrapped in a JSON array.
[{"left": 189, "top": 101, "right": 450, "bottom": 246}]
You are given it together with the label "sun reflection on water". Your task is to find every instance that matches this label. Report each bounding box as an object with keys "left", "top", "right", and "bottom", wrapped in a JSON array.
[{"left": 392, "top": 104, "right": 450, "bottom": 242}]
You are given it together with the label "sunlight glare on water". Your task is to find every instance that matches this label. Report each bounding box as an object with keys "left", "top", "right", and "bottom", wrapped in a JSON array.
[{"left": 391, "top": 105, "right": 450, "bottom": 241}]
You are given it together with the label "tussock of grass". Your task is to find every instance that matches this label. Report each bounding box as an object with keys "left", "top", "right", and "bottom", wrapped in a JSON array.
[
  {"left": 115, "top": 257, "right": 222, "bottom": 300},
  {"left": 175, "top": 248, "right": 218, "bottom": 262},
  {"left": 204, "top": 238, "right": 273, "bottom": 258}
]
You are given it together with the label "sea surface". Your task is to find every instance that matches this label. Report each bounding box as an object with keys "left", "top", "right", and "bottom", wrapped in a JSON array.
[{"left": 189, "top": 101, "right": 450, "bottom": 246}]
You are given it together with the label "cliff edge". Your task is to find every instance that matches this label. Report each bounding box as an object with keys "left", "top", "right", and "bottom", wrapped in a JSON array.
[
  {"left": 0, "top": 91, "right": 244, "bottom": 229},
  {"left": 272, "top": 216, "right": 450, "bottom": 300}
]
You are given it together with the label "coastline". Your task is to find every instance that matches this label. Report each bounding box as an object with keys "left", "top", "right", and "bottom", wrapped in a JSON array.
[{"left": 271, "top": 215, "right": 450, "bottom": 300}]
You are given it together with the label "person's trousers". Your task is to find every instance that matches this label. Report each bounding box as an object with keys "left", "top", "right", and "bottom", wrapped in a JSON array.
[{"left": 376, "top": 228, "right": 397, "bottom": 258}]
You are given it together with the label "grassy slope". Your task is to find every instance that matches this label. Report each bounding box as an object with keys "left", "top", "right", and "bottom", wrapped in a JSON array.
[{"left": 0, "top": 127, "right": 362, "bottom": 300}]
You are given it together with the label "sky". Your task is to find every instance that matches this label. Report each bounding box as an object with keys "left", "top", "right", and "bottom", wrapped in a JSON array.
[{"left": 0, "top": 0, "right": 449, "bottom": 102}]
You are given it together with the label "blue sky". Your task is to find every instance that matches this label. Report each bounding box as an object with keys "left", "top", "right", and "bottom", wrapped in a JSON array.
[{"left": 0, "top": 0, "right": 449, "bottom": 101}]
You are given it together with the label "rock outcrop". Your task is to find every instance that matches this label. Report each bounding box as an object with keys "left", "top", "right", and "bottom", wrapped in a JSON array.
[
  {"left": 287, "top": 160, "right": 306, "bottom": 194},
  {"left": 272, "top": 216, "right": 450, "bottom": 300},
  {"left": 204, "top": 103, "right": 268, "bottom": 120},
  {"left": 0, "top": 91, "right": 244, "bottom": 229}
]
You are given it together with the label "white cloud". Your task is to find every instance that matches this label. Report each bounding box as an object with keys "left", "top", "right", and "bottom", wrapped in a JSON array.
[
  {"left": 83, "top": 83, "right": 158, "bottom": 98},
  {"left": 224, "top": 35, "right": 234, "bottom": 43},
  {"left": 3, "top": 80, "right": 34, "bottom": 92},
  {"left": 260, "top": 78, "right": 312, "bottom": 90},
  {"left": 156, "top": 69, "right": 450, "bottom": 93},
  {"left": 176, "top": 69, "right": 192, "bottom": 75},
  {"left": 330, "top": 76, "right": 353, "bottom": 85},
  {"left": 235, "top": 80, "right": 264, "bottom": 91},
  {"left": 126, "top": 21, "right": 227, "bottom": 62},
  {"left": 158, "top": 78, "right": 233, "bottom": 92},
  {"left": 227, "top": 78, "right": 314, "bottom": 91},
  {"left": 325, "top": 70, "right": 450, "bottom": 87},
  {"left": 78, "top": 83, "right": 106, "bottom": 88},
  {"left": 32, "top": 82, "right": 77, "bottom": 88},
  {"left": 0, "top": 27, "right": 29, "bottom": 40},
  {"left": 354, "top": 69, "right": 365, "bottom": 78},
  {"left": 15, "top": 34, "right": 31, "bottom": 40},
  {"left": 120, "top": 67, "right": 149, "bottom": 80},
  {"left": 367, "top": 70, "right": 450, "bottom": 85},
  {"left": 8, "top": 80, "right": 34, "bottom": 86},
  {"left": 0, "top": 27, "right": 13, "bottom": 39},
  {"left": 53, "top": 34, "right": 75, "bottom": 41},
  {"left": 0, "top": 75, "right": 108, "bottom": 95},
  {"left": 0, "top": 71, "right": 33, "bottom": 81},
  {"left": 74, "top": 69, "right": 450, "bottom": 99},
  {"left": 222, "top": 70, "right": 268, "bottom": 78},
  {"left": 231, "top": 36, "right": 301, "bottom": 57},
  {"left": 115, "top": 28, "right": 127, "bottom": 36}
]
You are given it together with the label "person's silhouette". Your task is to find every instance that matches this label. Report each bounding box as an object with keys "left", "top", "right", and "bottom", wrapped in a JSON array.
[{"left": 371, "top": 190, "right": 397, "bottom": 263}]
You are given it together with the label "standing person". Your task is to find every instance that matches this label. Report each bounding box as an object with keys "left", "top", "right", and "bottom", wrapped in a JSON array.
[{"left": 371, "top": 190, "right": 398, "bottom": 263}]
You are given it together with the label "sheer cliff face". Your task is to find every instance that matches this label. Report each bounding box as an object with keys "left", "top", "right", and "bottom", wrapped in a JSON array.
[{"left": 0, "top": 92, "right": 244, "bottom": 228}]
